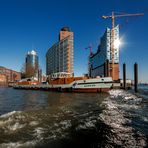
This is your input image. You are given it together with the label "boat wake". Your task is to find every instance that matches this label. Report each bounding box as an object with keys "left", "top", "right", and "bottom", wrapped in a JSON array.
[
  {"left": 99, "top": 89, "right": 147, "bottom": 147},
  {"left": 0, "top": 108, "right": 102, "bottom": 147},
  {"left": 0, "top": 90, "right": 147, "bottom": 147}
]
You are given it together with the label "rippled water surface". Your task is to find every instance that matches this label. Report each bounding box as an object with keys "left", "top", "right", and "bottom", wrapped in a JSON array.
[{"left": 0, "top": 87, "right": 147, "bottom": 147}]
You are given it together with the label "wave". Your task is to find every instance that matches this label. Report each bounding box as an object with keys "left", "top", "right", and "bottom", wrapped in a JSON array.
[
  {"left": 0, "top": 90, "right": 147, "bottom": 147},
  {"left": 0, "top": 141, "right": 37, "bottom": 148},
  {"left": 99, "top": 89, "right": 147, "bottom": 147},
  {"left": 0, "top": 111, "right": 22, "bottom": 118}
]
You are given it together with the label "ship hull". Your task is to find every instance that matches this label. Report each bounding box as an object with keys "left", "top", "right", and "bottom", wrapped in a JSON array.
[
  {"left": 72, "top": 88, "right": 110, "bottom": 93},
  {"left": 14, "top": 77, "right": 113, "bottom": 93},
  {"left": 14, "top": 86, "right": 111, "bottom": 93}
]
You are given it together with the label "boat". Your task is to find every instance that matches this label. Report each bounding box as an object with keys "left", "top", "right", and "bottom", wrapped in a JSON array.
[
  {"left": 70, "top": 77, "right": 113, "bottom": 92},
  {"left": 14, "top": 76, "right": 113, "bottom": 93}
]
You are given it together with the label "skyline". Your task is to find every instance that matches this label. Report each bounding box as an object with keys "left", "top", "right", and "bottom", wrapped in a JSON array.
[{"left": 0, "top": 0, "right": 148, "bottom": 82}]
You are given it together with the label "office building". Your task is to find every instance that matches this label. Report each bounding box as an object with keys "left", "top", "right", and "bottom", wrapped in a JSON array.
[
  {"left": 89, "top": 25, "right": 119, "bottom": 80},
  {"left": 25, "top": 50, "right": 39, "bottom": 78},
  {"left": 46, "top": 27, "right": 74, "bottom": 77}
]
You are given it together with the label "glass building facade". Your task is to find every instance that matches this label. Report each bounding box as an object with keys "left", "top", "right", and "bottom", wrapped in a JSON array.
[
  {"left": 89, "top": 25, "right": 119, "bottom": 80},
  {"left": 25, "top": 50, "right": 39, "bottom": 78}
]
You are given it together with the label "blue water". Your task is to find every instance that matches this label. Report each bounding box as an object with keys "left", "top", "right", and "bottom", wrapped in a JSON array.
[{"left": 0, "top": 87, "right": 147, "bottom": 147}]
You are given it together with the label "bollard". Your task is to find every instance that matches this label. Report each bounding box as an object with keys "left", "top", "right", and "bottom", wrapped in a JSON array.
[
  {"left": 134, "top": 63, "right": 138, "bottom": 92},
  {"left": 123, "top": 63, "right": 126, "bottom": 89}
]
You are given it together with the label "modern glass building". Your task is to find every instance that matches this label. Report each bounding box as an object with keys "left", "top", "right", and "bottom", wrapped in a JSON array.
[
  {"left": 46, "top": 27, "right": 74, "bottom": 77},
  {"left": 89, "top": 25, "right": 119, "bottom": 80},
  {"left": 25, "top": 50, "right": 39, "bottom": 78}
]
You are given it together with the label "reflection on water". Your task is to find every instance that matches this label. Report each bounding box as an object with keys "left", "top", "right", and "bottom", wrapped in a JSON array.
[
  {"left": 0, "top": 88, "right": 108, "bottom": 115},
  {"left": 0, "top": 88, "right": 147, "bottom": 147},
  {"left": 0, "top": 88, "right": 109, "bottom": 147}
]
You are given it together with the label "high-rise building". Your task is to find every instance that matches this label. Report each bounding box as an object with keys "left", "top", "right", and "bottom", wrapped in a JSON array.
[
  {"left": 25, "top": 50, "right": 39, "bottom": 78},
  {"left": 46, "top": 27, "right": 74, "bottom": 77},
  {"left": 89, "top": 25, "right": 119, "bottom": 80}
]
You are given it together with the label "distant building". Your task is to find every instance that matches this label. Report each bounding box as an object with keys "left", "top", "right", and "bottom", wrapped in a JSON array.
[
  {"left": 0, "top": 66, "right": 21, "bottom": 86},
  {"left": 46, "top": 27, "right": 74, "bottom": 77},
  {"left": 89, "top": 25, "right": 119, "bottom": 80},
  {"left": 0, "top": 74, "right": 7, "bottom": 86},
  {"left": 25, "top": 50, "right": 39, "bottom": 78}
]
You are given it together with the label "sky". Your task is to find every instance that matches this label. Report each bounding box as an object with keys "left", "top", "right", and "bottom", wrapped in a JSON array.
[{"left": 0, "top": 0, "right": 148, "bottom": 82}]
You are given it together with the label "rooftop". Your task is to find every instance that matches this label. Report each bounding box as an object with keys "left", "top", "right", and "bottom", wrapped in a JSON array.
[
  {"left": 61, "top": 27, "right": 71, "bottom": 32},
  {"left": 27, "top": 50, "right": 37, "bottom": 55},
  {"left": 0, "top": 66, "right": 5, "bottom": 69}
]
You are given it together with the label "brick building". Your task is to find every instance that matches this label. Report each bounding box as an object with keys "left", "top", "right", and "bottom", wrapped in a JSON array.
[
  {"left": 0, "top": 66, "right": 21, "bottom": 86},
  {"left": 0, "top": 74, "right": 7, "bottom": 86}
]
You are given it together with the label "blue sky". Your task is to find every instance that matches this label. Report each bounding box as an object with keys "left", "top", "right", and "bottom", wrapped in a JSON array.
[{"left": 0, "top": 0, "right": 148, "bottom": 82}]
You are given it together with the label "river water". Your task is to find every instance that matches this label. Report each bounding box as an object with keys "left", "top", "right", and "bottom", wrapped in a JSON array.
[{"left": 0, "top": 86, "right": 147, "bottom": 147}]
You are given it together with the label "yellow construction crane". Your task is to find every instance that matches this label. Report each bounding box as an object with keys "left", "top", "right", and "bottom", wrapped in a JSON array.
[{"left": 102, "top": 11, "right": 144, "bottom": 80}]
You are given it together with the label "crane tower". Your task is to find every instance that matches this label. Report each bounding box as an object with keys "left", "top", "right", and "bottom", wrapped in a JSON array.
[{"left": 102, "top": 11, "right": 144, "bottom": 80}]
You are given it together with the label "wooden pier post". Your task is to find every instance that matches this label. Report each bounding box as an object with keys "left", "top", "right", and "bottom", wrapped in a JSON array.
[
  {"left": 123, "top": 63, "right": 126, "bottom": 89},
  {"left": 104, "top": 60, "right": 107, "bottom": 77},
  {"left": 134, "top": 63, "right": 138, "bottom": 92},
  {"left": 106, "top": 59, "right": 109, "bottom": 77},
  {"left": 104, "top": 59, "right": 109, "bottom": 77}
]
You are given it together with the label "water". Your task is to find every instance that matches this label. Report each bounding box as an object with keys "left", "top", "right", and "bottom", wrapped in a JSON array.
[{"left": 0, "top": 87, "right": 147, "bottom": 147}]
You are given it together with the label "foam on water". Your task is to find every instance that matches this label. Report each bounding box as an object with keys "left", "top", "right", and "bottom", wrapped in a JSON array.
[
  {"left": 5, "top": 122, "right": 26, "bottom": 132},
  {"left": 0, "top": 111, "right": 21, "bottom": 118},
  {"left": 0, "top": 111, "right": 39, "bottom": 147},
  {"left": 59, "top": 120, "right": 71, "bottom": 129},
  {"left": 0, "top": 111, "right": 28, "bottom": 134},
  {"left": 142, "top": 116, "right": 148, "bottom": 122},
  {"left": 0, "top": 140, "right": 37, "bottom": 148},
  {"left": 0, "top": 89, "right": 147, "bottom": 147},
  {"left": 99, "top": 89, "right": 147, "bottom": 147},
  {"left": 76, "top": 117, "right": 97, "bottom": 130},
  {"left": 29, "top": 121, "right": 39, "bottom": 126},
  {"left": 33, "top": 127, "right": 45, "bottom": 140}
]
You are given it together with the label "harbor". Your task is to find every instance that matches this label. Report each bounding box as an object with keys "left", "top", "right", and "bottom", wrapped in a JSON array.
[{"left": 0, "top": 0, "right": 148, "bottom": 147}]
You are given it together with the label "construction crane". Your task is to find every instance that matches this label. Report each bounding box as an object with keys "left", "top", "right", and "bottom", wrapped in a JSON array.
[{"left": 102, "top": 11, "right": 144, "bottom": 80}]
